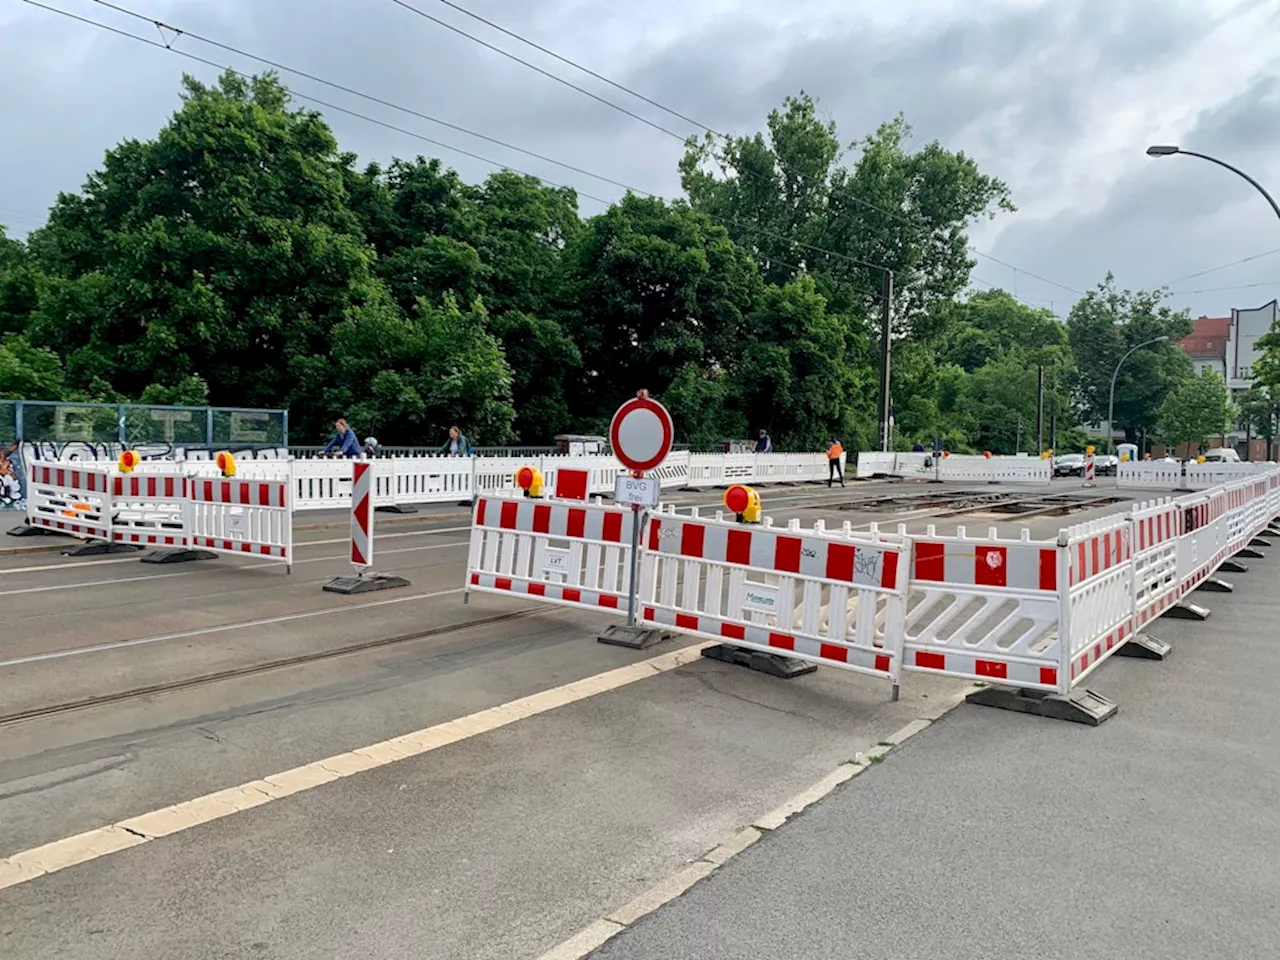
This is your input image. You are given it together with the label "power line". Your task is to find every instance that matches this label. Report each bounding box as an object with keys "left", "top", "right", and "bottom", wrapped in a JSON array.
[
  {"left": 407, "top": 0, "right": 1084, "bottom": 296},
  {"left": 1160, "top": 247, "right": 1280, "bottom": 288},
  {"left": 426, "top": 0, "right": 714, "bottom": 135},
  {"left": 72, "top": 0, "right": 895, "bottom": 277},
  {"left": 384, "top": 0, "right": 689, "bottom": 141},
  {"left": 1162, "top": 279, "right": 1279, "bottom": 297},
  {"left": 22, "top": 1, "right": 616, "bottom": 207}
]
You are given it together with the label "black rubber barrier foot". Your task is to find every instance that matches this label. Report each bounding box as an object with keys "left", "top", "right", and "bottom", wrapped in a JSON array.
[
  {"left": 1196, "top": 577, "right": 1234, "bottom": 594},
  {"left": 1116, "top": 633, "right": 1172, "bottom": 660},
  {"left": 1236, "top": 547, "right": 1266, "bottom": 559},
  {"left": 598, "top": 624, "right": 664, "bottom": 649},
  {"left": 1256, "top": 528, "right": 1279, "bottom": 538},
  {"left": 966, "top": 685, "right": 1117, "bottom": 725},
  {"left": 140, "top": 549, "right": 218, "bottom": 564},
  {"left": 699, "top": 643, "right": 817, "bottom": 679},
  {"left": 1249, "top": 537, "right": 1271, "bottom": 548},
  {"left": 323, "top": 573, "right": 411, "bottom": 595},
  {"left": 1168, "top": 599, "right": 1211, "bottom": 620},
  {"left": 1220, "top": 558, "right": 1250, "bottom": 573},
  {"left": 375, "top": 503, "right": 418, "bottom": 514},
  {"left": 7, "top": 523, "right": 53, "bottom": 538},
  {"left": 63, "top": 541, "right": 141, "bottom": 557}
]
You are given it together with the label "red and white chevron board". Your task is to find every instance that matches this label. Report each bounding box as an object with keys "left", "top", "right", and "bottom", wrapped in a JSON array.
[
  {"left": 644, "top": 513, "right": 901, "bottom": 590},
  {"left": 351, "top": 460, "right": 373, "bottom": 567}
]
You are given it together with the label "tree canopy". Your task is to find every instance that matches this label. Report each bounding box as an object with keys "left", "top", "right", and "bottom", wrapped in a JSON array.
[{"left": 0, "top": 72, "right": 1204, "bottom": 453}]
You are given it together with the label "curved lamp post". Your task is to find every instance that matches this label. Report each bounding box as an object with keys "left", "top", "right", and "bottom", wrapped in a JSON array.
[
  {"left": 1146, "top": 145, "right": 1280, "bottom": 222},
  {"left": 1108, "top": 336, "right": 1169, "bottom": 456}
]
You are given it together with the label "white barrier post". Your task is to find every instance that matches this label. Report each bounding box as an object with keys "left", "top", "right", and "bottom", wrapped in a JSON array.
[{"left": 324, "top": 460, "right": 410, "bottom": 594}]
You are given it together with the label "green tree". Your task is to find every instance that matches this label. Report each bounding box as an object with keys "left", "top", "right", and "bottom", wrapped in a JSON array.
[
  {"left": 1237, "top": 384, "right": 1279, "bottom": 452},
  {"left": 563, "top": 194, "right": 760, "bottom": 428},
  {"left": 1158, "top": 368, "right": 1234, "bottom": 451},
  {"left": 1067, "top": 274, "right": 1193, "bottom": 442},
  {"left": 0, "top": 333, "right": 67, "bottom": 399},
  {"left": 24, "top": 72, "right": 395, "bottom": 437},
  {"left": 327, "top": 292, "right": 515, "bottom": 445},
  {"left": 0, "top": 228, "right": 40, "bottom": 337}
]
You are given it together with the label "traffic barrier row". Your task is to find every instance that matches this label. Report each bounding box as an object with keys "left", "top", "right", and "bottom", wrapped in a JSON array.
[
  {"left": 1117, "top": 459, "right": 1278, "bottom": 490},
  {"left": 855, "top": 451, "right": 1051, "bottom": 484},
  {"left": 89, "top": 451, "right": 834, "bottom": 512},
  {"left": 25, "top": 461, "right": 292, "bottom": 568},
  {"left": 465, "top": 467, "right": 1280, "bottom": 708}
]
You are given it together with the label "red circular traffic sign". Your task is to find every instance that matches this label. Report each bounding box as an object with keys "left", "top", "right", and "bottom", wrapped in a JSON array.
[{"left": 609, "top": 394, "right": 674, "bottom": 473}]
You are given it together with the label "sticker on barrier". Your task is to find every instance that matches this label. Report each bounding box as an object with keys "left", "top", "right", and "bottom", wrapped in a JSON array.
[
  {"left": 188, "top": 476, "right": 292, "bottom": 567},
  {"left": 465, "top": 494, "right": 639, "bottom": 613},
  {"left": 638, "top": 510, "right": 908, "bottom": 690}
]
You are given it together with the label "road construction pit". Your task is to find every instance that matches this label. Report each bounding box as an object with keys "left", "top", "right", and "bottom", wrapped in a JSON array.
[
  {"left": 832, "top": 490, "right": 1128, "bottom": 520},
  {"left": 957, "top": 493, "right": 1126, "bottom": 519}
]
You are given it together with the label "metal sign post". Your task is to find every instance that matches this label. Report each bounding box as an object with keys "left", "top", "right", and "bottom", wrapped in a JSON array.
[{"left": 600, "top": 390, "right": 673, "bottom": 649}]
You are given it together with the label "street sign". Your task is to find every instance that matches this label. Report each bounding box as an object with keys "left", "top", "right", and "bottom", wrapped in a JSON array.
[
  {"left": 609, "top": 393, "right": 674, "bottom": 473},
  {"left": 614, "top": 474, "right": 660, "bottom": 507}
]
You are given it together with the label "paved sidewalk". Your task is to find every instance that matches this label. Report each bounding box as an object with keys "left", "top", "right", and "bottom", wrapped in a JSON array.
[{"left": 589, "top": 555, "right": 1280, "bottom": 960}]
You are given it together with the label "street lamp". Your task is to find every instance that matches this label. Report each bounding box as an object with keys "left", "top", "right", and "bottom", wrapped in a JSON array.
[
  {"left": 1146, "top": 145, "right": 1280, "bottom": 222},
  {"left": 1107, "top": 336, "right": 1169, "bottom": 456}
]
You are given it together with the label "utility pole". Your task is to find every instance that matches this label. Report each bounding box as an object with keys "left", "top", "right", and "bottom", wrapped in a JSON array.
[
  {"left": 1035, "top": 365, "right": 1044, "bottom": 453},
  {"left": 878, "top": 270, "right": 894, "bottom": 452}
]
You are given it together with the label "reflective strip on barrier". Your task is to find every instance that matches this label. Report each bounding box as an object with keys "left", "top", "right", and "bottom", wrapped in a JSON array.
[
  {"left": 1062, "top": 516, "right": 1133, "bottom": 687},
  {"left": 1130, "top": 499, "right": 1181, "bottom": 630}
]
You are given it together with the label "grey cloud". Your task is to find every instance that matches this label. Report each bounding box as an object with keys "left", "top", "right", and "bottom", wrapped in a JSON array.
[{"left": 1185, "top": 75, "right": 1280, "bottom": 158}]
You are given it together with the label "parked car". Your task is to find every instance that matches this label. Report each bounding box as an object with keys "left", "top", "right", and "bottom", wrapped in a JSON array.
[
  {"left": 1053, "top": 454, "right": 1084, "bottom": 477},
  {"left": 1096, "top": 454, "right": 1119, "bottom": 476},
  {"left": 1201, "top": 447, "right": 1240, "bottom": 463}
]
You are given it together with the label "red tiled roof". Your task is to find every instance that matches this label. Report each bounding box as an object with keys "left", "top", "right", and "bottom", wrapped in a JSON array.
[{"left": 1179, "top": 315, "right": 1230, "bottom": 359}]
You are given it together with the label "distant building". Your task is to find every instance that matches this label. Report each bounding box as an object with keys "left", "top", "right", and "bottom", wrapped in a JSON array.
[{"left": 1178, "top": 315, "right": 1229, "bottom": 379}]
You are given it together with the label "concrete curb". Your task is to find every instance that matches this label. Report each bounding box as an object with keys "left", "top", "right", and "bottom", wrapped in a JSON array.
[{"left": 534, "top": 686, "right": 972, "bottom": 960}]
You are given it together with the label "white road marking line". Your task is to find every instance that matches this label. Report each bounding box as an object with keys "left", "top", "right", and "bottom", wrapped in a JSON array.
[
  {"left": 0, "top": 588, "right": 467, "bottom": 668},
  {"left": 0, "top": 525, "right": 473, "bottom": 576},
  {"left": 0, "top": 643, "right": 711, "bottom": 893},
  {"left": 0, "top": 541, "right": 470, "bottom": 597}
]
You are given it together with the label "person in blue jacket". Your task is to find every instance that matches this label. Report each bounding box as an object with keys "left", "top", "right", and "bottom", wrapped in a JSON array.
[
  {"left": 440, "top": 425, "right": 471, "bottom": 456},
  {"left": 322, "top": 418, "right": 362, "bottom": 458}
]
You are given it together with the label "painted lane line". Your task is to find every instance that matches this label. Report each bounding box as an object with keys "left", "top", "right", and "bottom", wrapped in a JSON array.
[
  {"left": 0, "top": 643, "right": 712, "bottom": 893},
  {"left": 0, "top": 588, "right": 468, "bottom": 668}
]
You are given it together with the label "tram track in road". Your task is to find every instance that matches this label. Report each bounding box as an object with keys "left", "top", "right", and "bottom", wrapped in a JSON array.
[{"left": 0, "top": 605, "right": 544, "bottom": 727}]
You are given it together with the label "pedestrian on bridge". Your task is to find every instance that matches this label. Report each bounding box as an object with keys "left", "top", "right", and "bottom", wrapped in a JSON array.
[
  {"left": 322, "top": 419, "right": 362, "bottom": 458},
  {"left": 440, "top": 426, "right": 471, "bottom": 457},
  {"left": 826, "top": 437, "right": 845, "bottom": 487},
  {"left": 755, "top": 430, "right": 773, "bottom": 454}
]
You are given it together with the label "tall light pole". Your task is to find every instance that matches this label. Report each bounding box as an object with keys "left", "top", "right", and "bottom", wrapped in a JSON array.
[
  {"left": 1107, "top": 336, "right": 1169, "bottom": 455},
  {"left": 1146, "top": 145, "right": 1280, "bottom": 222}
]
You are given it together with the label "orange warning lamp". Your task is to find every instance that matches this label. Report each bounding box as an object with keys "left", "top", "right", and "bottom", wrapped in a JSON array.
[
  {"left": 941, "top": 450, "right": 950, "bottom": 458},
  {"left": 723, "top": 484, "right": 761, "bottom": 524},
  {"left": 1085, "top": 445, "right": 1096, "bottom": 457},
  {"left": 118, "top": 450, "right": 139, "bottom": 474},
  {"left": 516, "top": 465, "right": 544, "bottom": 498},
  {"left": 215, "top": 451, "right": 237, "bottom": 477},
  {"left": 982, "top": 450, "right": 992, "bottom": 458}
]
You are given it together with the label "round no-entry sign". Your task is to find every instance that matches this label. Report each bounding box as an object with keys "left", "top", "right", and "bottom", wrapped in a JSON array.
[{"left": 610, "top": 393, "right": 674, "bottom": 473}]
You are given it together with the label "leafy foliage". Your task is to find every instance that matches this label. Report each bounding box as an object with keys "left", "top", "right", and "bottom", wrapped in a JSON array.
[
  {"left": 1158, "top": 369, "right": 1235, "bottom": 450},
  {"left": 0, "top": 72, "right": 1205, "bottom": 454}
]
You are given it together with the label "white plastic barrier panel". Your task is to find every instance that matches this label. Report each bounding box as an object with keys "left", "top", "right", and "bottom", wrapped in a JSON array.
[
  {"left": 293, "top": 458, "right": 350, "bottom": 510},
  {"left": 639, "top": 509, "right": 909, "bottom": 692},
  {"left": 1174, "top": 488, "right": 1228, "bottom": 595},
  {"left": 188, "top": 476, "right": 292, "bottom": 568},
  {"left": 989, "top": 457, "right": 1051, "bottom": 485},
  {"left": 392, "top": 456, "right": 472, "bottom": 505},
  {"left": 465, "top": 494, "right": 637, "bottom": 613},
  {"left": 936, "top": 455, "right": 994, "bottom": 483},
  {"left": 904, "top": 526, "right": 1064, "bottom": 691},
  {"left": 26, "top": 462, "right": 113, "bottom": 540},
  {"left": 1061, "top": 515, "right": 1134, "bottom": 688},
  {"left": 1117, "top": 461, "right": 1183, "bottom": 489},
  {"left": 1184, "top": 461, "right": 1270, "bottom": 490},
  {"left": 1129, "top": 499, "right": 1181, "bottom": 631},
  {"left": 111, "top": 473, "right": 191, "bottom": 548},
  {"left": 855, "top": 451, "right": 895, "bottom": 479}
]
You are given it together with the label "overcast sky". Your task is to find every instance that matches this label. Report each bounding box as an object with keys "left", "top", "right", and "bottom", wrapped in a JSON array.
[{"left": 3, "top": 0, "right": 1279, "bottom": 320}]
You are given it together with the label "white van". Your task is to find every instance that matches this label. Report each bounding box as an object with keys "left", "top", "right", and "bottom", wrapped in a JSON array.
[{"left": 1201, "top": 447, "right": 1240, "bottom": 463}]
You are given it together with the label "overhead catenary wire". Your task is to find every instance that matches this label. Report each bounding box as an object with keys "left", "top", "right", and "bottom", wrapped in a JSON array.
[
  {"left": 21, "top": 0, "right": 618, "bottom": 210},
  {"left": 1159, "top": 247, "right": 1280, "bottom": 288},
  {"left": 403, "top": 0, "right": 1085, "bottom": 297},
  {"left": 67, "top": 0, "right": 897, "bottom": 280}
]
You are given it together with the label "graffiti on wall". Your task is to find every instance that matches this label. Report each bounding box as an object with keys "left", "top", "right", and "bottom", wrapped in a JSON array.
[
  {"left": 1, "top": 442, "right": 23, "bottom": 511},
  {"left": 19, "top": 442, "right": 290, "bottom": 463}
]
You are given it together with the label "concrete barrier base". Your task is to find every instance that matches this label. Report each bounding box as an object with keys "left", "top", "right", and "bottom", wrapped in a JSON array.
[{"left": 966, "top": 685, "right": 1117, "bottom": 726}]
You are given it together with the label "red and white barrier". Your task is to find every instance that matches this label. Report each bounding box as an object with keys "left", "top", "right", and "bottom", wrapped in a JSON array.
[
  {"left": 25, "top": 462, "right": 114, "bottom": 540},
  {"left": 465, "top": 494, "right": 638, "bottom": 614},
  {"left": 638, "top": 508, "right": 909, "bottom": 692},
  {"left": 904, "top": 526, "right": 1064, "bottom": 690},
  {"left": 188, "top": 476, "right": 292, "bottom": 568},
  {"left": 111, "top": 473, "right": 190, "bottom": 548},
  {"left": 1061, "top": 515, "right": 1133, "bottom": 687},
  {"left": 1130, "top": 498, "right": 1181, "bottom": 630}
]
